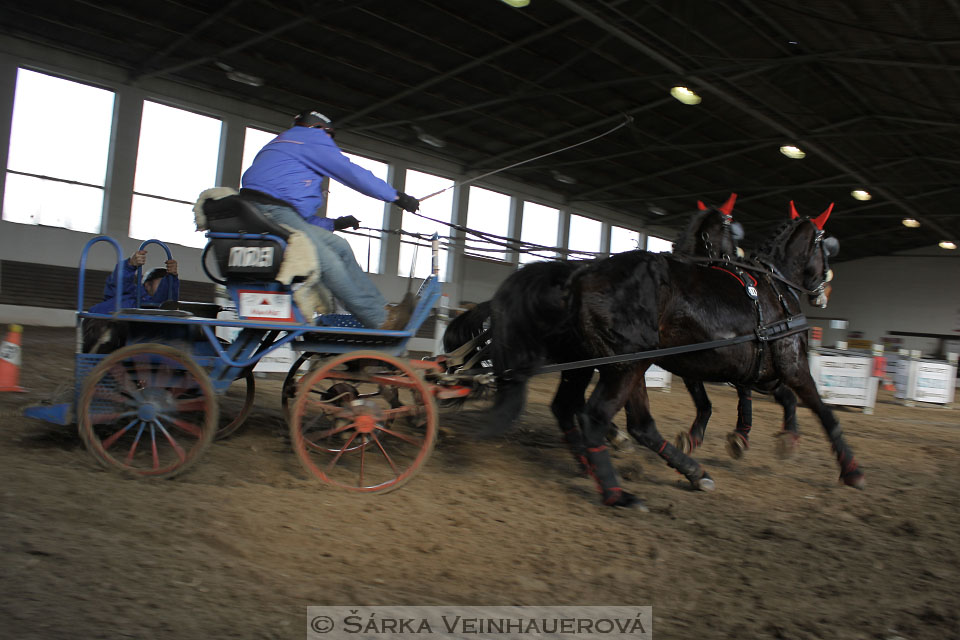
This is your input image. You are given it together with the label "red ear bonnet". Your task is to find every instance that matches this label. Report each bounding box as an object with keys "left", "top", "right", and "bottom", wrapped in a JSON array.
[
  {"left": 812, "top": 203, "right": 834, "bottom": 230},
  {"left": 719, "top": 193, "right": 737, "bottom": 218},
  {"left": 697, "top": 200, "right": 707, "bottom": 211},
  {"left": 789, "top": 200, "right": 800, "bottom": 220}
]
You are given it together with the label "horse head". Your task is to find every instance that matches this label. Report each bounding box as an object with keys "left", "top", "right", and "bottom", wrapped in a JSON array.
[
  {"left": 768, "top": 201, "right": 839, "bottom": 308},
  {"left": 677, "top": 193, "right": 743, "bottom": 259}
]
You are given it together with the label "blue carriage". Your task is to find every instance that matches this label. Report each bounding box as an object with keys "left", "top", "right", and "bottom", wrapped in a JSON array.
[{"left": 25, "top": 195, "right": 468, "bottom": 492}]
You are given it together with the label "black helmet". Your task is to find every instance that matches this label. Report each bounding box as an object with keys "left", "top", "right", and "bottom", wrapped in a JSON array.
[
  {"left": 144, "top": 267, "right": 167, "bottom": 283},
  {"left": 292, "top": 110, "right": 334, "bottom": 137}
]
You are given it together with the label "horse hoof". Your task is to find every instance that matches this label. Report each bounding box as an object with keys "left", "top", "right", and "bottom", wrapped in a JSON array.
[
  {"left": 695, "top": 473, "right": 716, "bottom": 492},
  {"left": 724, "top": 431, "right": 748, "bottom": 460},
  {"left": 674, "top": 431, "right": 694, "bottom": 454},
  {"left": 775, "top": 431, "right": 800, "bottom": 459},
  {"left": 608, "top": 429, "right": 636, "bottom": 452},
  {"left": 841, "top": 471, "right": 866, "bottom": 490},
  {"left": 603, "top": 489, "right": 648, "bottom": 510}
]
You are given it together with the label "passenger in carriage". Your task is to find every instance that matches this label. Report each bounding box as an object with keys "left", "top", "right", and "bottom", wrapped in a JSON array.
[
  {"left": 88, "top": 249, "right": 179, "bottom": 314},
  {"left": 240, "top": 109, "right": 421, "bottom": 330}
]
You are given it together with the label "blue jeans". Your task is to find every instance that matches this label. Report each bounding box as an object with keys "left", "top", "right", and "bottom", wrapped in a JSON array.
[{"left": 249, "top": 202, "right": 387, "bottom": 327}]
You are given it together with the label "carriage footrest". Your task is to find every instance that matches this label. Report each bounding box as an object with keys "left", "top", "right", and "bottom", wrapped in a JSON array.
[{"left": 292, "top": 332, "right": 407, "bottom": 350}]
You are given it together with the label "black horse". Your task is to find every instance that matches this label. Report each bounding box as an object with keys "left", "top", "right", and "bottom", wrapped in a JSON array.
[
  {"left": 547, "top": 209, "right": 857, "bottom": 506},
  {"left": 447, "top": 206, "right": 745, "bottom": 505}
]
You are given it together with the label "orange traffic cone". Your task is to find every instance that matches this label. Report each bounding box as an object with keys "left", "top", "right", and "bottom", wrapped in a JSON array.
[{"left": 0, "top": 324, "right": 26, "bottom": 392}]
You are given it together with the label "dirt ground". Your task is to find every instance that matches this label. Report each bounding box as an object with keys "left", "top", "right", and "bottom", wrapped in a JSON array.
[{"left": 2, "top": 326, "right": 959, "bottom": 640}]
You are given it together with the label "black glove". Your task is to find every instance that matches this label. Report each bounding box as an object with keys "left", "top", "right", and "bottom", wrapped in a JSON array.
[
  {"left": 394, "top": 192, "right": 419, "bottom": 213},
  {"left": 333, "top": 215, "right": 360, "bottom": 231}
]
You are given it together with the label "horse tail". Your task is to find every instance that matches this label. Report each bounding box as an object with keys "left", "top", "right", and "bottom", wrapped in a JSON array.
[
  {"left": 483, "top": 261, "right": 579, "bottom": 435},
  {"left": 442, "top": 300, "right": 492, "bottom": 354}
]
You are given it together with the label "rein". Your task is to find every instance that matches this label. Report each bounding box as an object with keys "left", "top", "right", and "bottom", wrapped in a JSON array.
[{"left": 677, "top": 255, "right": 824, "bottom": 297}]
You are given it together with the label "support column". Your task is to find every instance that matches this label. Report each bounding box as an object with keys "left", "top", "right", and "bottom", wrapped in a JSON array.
[
  {"left": 558, "top": 206, "right": 571, "bottom": 259},
  {"left": 0, "top": 54, "right": 19, "bottom": 213},
  {"left": 506, "top": 196, "right": 522, "bottom": 265},
  {"left": 446, "top": 182, "right": 469, "bottom": 292},
  {"left": 101, "top": 84, "right": 145, "bottom": 238},
  {"left": 218, "top": 113, "right": 246, "bottom": 189},
  {"left": 383, "top": 161, "right": 407, "bottom": 277}
]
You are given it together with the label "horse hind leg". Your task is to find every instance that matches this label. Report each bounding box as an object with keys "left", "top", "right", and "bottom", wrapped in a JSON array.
[
  {"left": 674, "top": 378, "right": 711, "bottom": 454},
  {"left": 772, "top": 384, "right": 801, "bottom": 459},
  {"left": 789, "top": 370, "right": 865, "bottom": 488},
  {"left": 627, "top": 379, "right": 715, "bottom": 493},
  {"left": 725, "top": 385, "right": 752, "bottom": 459}
]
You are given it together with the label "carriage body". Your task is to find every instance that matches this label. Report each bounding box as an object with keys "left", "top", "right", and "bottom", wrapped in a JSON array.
[{"left": 23, "top": 209, "right": 460, "bottom": 491}]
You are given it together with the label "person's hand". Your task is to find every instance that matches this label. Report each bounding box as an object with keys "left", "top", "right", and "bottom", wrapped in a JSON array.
[
  {"left": 164, "top": 259, "right": 178, "bottom": 277},
  {"left": 128, "top": 250, "right": 147, "bottom": 267},
  {"left": 394, "top": 192, "right": 419, "bottom": 213},
  {"left": 333, "top": 215, "right": 360, "bottom": 231}
]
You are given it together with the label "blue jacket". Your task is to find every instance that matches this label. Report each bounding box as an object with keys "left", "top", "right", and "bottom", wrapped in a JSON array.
[
  {"left": 89, "top": 261, "right": 179, "bottom": 314},
  {"left": 240, "top": 126, "right": 398, "bottom": 230}
]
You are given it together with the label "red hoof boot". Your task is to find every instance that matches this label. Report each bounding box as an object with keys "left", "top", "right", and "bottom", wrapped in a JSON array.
[
  {"left": 841, "top": 469, "right": 866, "bottom": 490},
  {"left": 725, "top": 431, "right": 749, "bottom": 460},
  {"left": 775, "top": 431, "right": 800, "bottom": 459}
]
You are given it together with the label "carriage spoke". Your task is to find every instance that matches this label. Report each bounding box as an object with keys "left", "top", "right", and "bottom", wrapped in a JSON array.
[
  {"left": 173, "top": 397, "right": 206, "bottom": 412},
  {"left": 124, "top": 422, "right": 147, "bottom": 464},
  {"left": 150, "top": 423, "right": 160, "bottom": 470},
  {"left": 168, "top": 417, "right": 203, "bottom": 439},
  {"left": 381, "top": 405, "right": 422, "bottom": 420},
  {"left": 102, "top": 418, "right": 140, "bottom": 450},
  {"left": 374, "top": 425, "right": 423, "bottom": 448},
  {"left": 91, "top": 389, "right": 137, "bottom": 407},
  {"left": 154, "top": 420, "right": 187, "bottom": 462},
  {"left": 325, "top": 431, "right": 359, "bottom": 473},
  {"left": 89, "top": 410, "right": 138, "bottom": 423},
  {"left": 371, "top": 432, "right": 400, "bottom": 476},
  {"left": 359, "top": 436, "right": 366, "bottom": 486}
]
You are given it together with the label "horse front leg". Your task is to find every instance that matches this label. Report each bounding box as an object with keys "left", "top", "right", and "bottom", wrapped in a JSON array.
[
  {"left": 788, "top": 370, "right": 865, "bottom": 489},
  {"left": 550, "top": 367, "right": 594, "bottom": 475},
  {"left": 580, "top": 366, "right": 644, "bottom": 508},
  {"left": 772, "top": 384, "right": 801, "bottom": 459},
  {"left": 725, "top": 385, "right": 752, "bottom": 459},
  {"left": 626, "top": 375, "right": 715, "bottom": 492},
  {"left": 674, "top": 378, "right": 711, "bottom": 453}
]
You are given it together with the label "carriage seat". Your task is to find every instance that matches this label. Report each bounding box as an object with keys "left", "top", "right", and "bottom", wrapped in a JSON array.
[{"left": 194, "top": 187, "right": 334, "bottom": 316}]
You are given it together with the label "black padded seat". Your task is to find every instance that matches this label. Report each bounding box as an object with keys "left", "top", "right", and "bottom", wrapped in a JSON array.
[{"left": 203, "top": 195, "right": 290, "bottom": 281}]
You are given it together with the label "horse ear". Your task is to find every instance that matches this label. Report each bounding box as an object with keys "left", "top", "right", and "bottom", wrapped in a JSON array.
[
  {"left": 697, "top": 200, "right": 707, "bottom": 211},
  {"left": 719, "top": 193, "right": 737, "bottom": 217},
  {"left": 812, "top": 202, "right": 834, "bottom": 229},
  {"left": 789, "top": 200, "right": 800, "bottom": 220}
]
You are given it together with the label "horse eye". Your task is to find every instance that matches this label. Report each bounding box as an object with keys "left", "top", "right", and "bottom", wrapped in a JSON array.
[{"left": 823, "top": 236, "right": 839, "bottom": 257}]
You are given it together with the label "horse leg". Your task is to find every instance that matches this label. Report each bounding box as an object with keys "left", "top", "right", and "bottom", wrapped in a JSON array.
[
  {"left": 725, "top": 385, "right": 752, "bottom": 459},
  {"left": 626, "top": 376, "right": 715, "bottom": 492},
  {"left": 551, "top": 367, "right": 594, "bottom": 474},
  {"left": 789, "top": 371, "right": 865, "bottom": 489},
  {"left": 772, "top": 384, "right": 801, "bottom": 459},
  {"left": 579, "top": 367, "right": 644, "bottom": 508},
  {"left": 674, "top": 378, "right": 711, "bottom": 453}
]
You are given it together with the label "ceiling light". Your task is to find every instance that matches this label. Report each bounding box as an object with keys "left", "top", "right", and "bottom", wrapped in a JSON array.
[
  {"left": 412, "top": 125, "right": 446, "bottom": 148},
  {"left": 939, "top": 240, "right": 957, "bottom": 250},
  {"left": 225, "top": 70, "right": 264, "bottom": 87},
  {"left": 551, "top": 170, "right": 576, "bottom": 184},
  {"left": 648, "top": 205, "right": 667, "bottom": 216},
  {"left": 500, "top": 0, "right": 531, "bottom": 6},
  {"left": 902, "top": 218, "right": 921, "bottom": 228},
  {"left": 851, "top": 189, "right": 872, "bottom": 201},
  {"left": 670, "top": 86, "right": 701, "bottom": 105},
  {"left": 779, "top": 145, "right": 806, "bottom": 159}
]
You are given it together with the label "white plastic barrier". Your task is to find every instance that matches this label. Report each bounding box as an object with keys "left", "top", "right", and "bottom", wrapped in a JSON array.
[
  {"left": 645, "top": 364, "right": 672, "bottom": 391},
  {"left": 809, "top": 350, "right": 880, "bottom": 414},
  {"left": 895, "top": 351, "right": 957, "bottom": 406}
]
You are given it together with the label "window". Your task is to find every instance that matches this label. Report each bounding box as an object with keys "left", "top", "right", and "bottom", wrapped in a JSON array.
[
  {"left": 464, "top": 186, "right": 511, "bottom": 260},
  {"left": 610, "top": 225, "right": 641, "bottom": 254},
  {"left": 240, "top": 127, "right": 276, "bottom": 176},
  {"left": 399, "top": 170, "right": 453, "bottom": 280},
  {"left": 2, "top": 69, "right": 115, "bottom": 233},
  {"left": 326, "top": 152, "right": 390, "bottom": 273},
  {"left": 518, "top": 201, "right": 559, "bottom": 265},
  {"left": 646, "top": 234, "right": 673, "bottom": 253},
  {"left": 129, "top": 101, "right": 222, "bottom": 248},
  {"left": 568, "top": 214, "right": 602, "bottom": 259}
]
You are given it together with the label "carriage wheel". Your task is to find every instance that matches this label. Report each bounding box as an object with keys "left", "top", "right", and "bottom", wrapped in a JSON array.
[
  {"left": 77, "top": 344, "right": 218, "bottom": 479},
  {"left": 215, "top": 368, "right": 255, "bottom": 440},
  {"left": 289, "top": 350, "right": 438, "bottom": 493}
]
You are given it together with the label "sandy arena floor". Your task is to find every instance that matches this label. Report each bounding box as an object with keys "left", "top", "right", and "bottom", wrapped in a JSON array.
[{"left": 1, "top": 327, "right": 958, "bottom": 639}]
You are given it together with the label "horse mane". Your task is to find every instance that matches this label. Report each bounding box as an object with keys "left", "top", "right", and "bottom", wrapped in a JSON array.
[
  {"left": 754, "top": 218, "right": 801, "bottom": 264},
  {"left": 674, "top": 207, "right": 739, "bottom": 258}
]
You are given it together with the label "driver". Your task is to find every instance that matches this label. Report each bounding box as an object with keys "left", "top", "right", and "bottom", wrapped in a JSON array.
[{"left": 240, "top": 110, "right": 420, "bottom": 330}]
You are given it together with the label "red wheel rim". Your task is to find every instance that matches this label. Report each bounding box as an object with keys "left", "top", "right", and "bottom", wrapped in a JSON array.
[{"left": 289, "top": 351, "right": 437, "bottom": 493}]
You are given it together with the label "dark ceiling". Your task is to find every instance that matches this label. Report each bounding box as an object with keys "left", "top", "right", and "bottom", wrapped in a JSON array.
[{"left": 3, "top": 0, "right": 960, "bottom": 261}]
